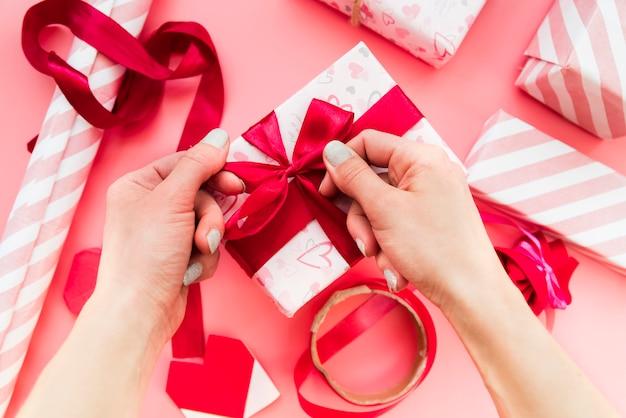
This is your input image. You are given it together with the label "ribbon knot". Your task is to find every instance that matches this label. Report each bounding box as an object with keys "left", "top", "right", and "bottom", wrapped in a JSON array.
[
  {"left": 498, "top": 231, "right": 578, "bottom": 315},
  {"left": 223, "top": 98, "right": 354, "bottom": 241},
  {"left": 222, "top": 86, "right": 423, "bottom": 277}
]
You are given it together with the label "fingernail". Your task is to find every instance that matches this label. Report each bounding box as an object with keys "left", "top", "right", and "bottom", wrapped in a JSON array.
[
  {"left": 183, "top": 262, "right": 202, "bottom": 286},
  {"left": 201, "top": 128, "right": 228, "bottom": 149},
  {"left": 207, "top": 228, "right": 221, "bottom": 254},
  {"left": 384, "top": 269, "right": 398, "bottom": 293},
  {"left": 238, "top": 177, "right": 247, "bottom": 194},
  {"left": 355, "top": 237, "right": 367, "bottom": 257},
  {"left": 324, "top": 140, "right": 352, "bottom": 167}
]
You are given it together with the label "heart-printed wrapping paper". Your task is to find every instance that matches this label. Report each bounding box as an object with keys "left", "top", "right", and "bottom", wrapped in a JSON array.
[
  {"left": 317, "top": 0, "right": 487, "bottom": 68},
  {"left": 516, "top": 0, "right": 626, "bottom": 139},
  {"left": 216, "top": 42, "right": 463, "bottom": 317}
]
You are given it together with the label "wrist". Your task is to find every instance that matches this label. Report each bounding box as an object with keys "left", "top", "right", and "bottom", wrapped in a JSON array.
[{"left": 81, "top": 285, "right": 171, "bottom": 356}]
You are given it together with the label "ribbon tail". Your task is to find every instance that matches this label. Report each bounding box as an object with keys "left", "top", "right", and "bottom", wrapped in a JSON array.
[{"left": 299, "top": 178, "right": 363, "bottom": 267}]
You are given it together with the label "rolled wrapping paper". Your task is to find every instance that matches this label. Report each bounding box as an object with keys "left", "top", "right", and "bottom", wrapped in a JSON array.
[
  {"left": 516, "top": 0, "right": 626, "bottom": 139},
  {"left": 295, "top": 279, "right": 436, "bottom": 417},
  {"left": 0, "top": 0, "right": 152, "bottom": 412},
  {"left": 465, "top": 110, "right": 626, "bottom": 275}
]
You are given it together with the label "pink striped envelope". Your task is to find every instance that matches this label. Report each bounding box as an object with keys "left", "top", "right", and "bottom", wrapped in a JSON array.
[
  {"left": 465, "top": 110, "right": 626, "bottom": 275},
  {"left": 516, "top": 0, "right": 626, "bottom": 139}
]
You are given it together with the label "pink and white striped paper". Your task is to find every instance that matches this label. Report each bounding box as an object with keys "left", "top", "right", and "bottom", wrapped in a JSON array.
[
  {"left": 516, "top": 0, "right": 626, "bottom": 139},
  {"left": 0, "top": 0, "right": 152, "bottom": 413},
  {"left": 465, "top": 110, "right": 626, "bottom": 275}
]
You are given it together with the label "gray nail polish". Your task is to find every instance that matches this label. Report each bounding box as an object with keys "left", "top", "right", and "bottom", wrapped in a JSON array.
[
  {"left": 183, "top": 262, "right": 202, "bottom": 286},
  {"left": 355, "top": 237, "right": 367, "bottom": 257},
  {"left": 201, "top": 128, "right": 228, "bottom": 149},
  {"left": 207, "top": 228, "right": 221, "bottom": 254},
  {"left": 384, "top": 269, "right": 398, "bottom": 293},
  {"left": 324, "top": 140, "right": 353, "bottom": 167}
]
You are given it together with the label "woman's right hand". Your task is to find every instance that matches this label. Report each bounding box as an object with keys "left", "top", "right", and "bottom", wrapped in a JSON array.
[{"left": 320, "top": 129, "right": 508, "bottom": 310}]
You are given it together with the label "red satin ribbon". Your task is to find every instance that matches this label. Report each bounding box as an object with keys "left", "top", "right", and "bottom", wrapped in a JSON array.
[
  {"left": 481, "top": 212, "right": 578, "bottom": 315},
  {"left": 22, "top": 0, "right": 224, "bottom": 151},
  {"left": 223, "top": 85, "right": 422, "bottom": 276},
  {"left": 23, "top": 0, "right": 225, "bottom": 359},
  {"left": 294, "top": 278, "right": 436, "bottom": 417}
]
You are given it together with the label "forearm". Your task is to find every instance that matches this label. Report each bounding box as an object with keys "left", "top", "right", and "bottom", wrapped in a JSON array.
[
  {"left": 17, "top": 288, "right": 168, "bottom": 418},
  {"left": 444, "top": 267, "right": 619, "bottom": 418}
]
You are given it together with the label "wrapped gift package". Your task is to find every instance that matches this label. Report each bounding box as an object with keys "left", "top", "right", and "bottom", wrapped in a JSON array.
[
  {"left": 317, "top": 0, "right": 487, "bottom": 68},
  {"left": 465, "top": 110, "right": 626, "bottom": 275},
  {"left": 218, "top": 42, "right": 463, "bottom": 317},
  {"left": 516, "top": 0, "right": 626, "bottom": 139}
]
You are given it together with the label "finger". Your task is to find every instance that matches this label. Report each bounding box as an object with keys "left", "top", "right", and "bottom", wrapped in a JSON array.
[
  {"left": 318, "top": 171, "right": 339, "bottom": 198},
  {"left": 319, "top": 154, "right": 391, "bottom": 198},
  {"left": 194, "top": 189, "right": 224, "bottom": 255},
  {"left": 375, "top": 252, "right": 409, "bottom": 293},
  {"left": 345, "top": 129, "right": 406, "bottom": 164},
  {"left": 157, "top": 128, "right": 230, "bottom": 203},
  {"left": 206, "top": 170, "right": 246, "bottom": 195},
  {"left": 322, "top": 140, "right": 391, "bottom": 210},
  {"left": 346, "top": 200, "right": 379, "bottom": 258},
  {"left": 344, "top": 130, "right": 461, "bottom": 191},
  {"left": 183, "top": 250, "right": 221, "bottom": 286}
]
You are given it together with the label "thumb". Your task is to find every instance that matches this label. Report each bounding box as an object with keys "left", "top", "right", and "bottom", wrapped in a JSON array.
[
  {"left": 323, "top": 140, "right": 389, "bottom": 209},
  {"left": 159, "top": 129, "right": 230, "bottom": 202}
]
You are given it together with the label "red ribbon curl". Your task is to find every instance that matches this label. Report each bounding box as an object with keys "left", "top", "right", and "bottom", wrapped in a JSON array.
[
  {"left": 481, "top": 212, "right": 578, "bottom": 315},
  {"left": 223, "top": 85, "right": 423, "bottom": 276},
  {"left": 22, "top": 0, "right": 224, "bottom": 151},
  {"left": 497, "top": 231, "right": 578, "bottom": 315}
]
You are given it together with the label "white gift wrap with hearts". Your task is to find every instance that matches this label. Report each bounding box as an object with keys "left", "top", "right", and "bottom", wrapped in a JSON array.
[
  {"left": 317, "top": 0, "right": 487, "bottom": 68},
  {"left": 218, "top": 42, "right": 462, "bottom": 317}
]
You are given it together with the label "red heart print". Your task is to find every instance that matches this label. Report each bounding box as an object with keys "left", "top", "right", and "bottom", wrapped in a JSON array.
[
  {"left": 233, "top": 151, "right": 249, "bottom": 161},
  {"left": 296, "top": 241, "right": 333, "bottom": 269},
  {"left": 382, "top": 12, "right": 395, "bottom": 25},
  {"left": 348, "top": 62, "right": 368, "bottom": 81},
  {"left": 395, "top": 27, "right": 410, "bottom": 39},
  {"left": 402, "top": 4, "right": 420, "bottom": 20},
  {"left": 327, "top": 95, "right": 353, "bottom": 112},
  {"left": 434, "top": 32, "right": 456, "bottom": 58},
  {"left": 215, "top": 193, "right": 239, "bottom": 217}
]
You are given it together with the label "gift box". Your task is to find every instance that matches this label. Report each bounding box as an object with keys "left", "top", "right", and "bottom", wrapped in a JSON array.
[
  {"left": 316, "top": 0, "right": 486, "bottom": 68},
  {"left": 218, "top": 42, "right": 463, "bottom": 317},
  {"left": 465, "top": 110, "right": 626, "bottom": 275},
  {"left": 516, "top": 0, "right": 626, "bottom": 139}
]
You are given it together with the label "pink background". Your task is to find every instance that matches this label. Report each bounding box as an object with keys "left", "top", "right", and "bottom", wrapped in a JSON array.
[{"left": 1, "top": 0, "right": 626, "bottom": 417}]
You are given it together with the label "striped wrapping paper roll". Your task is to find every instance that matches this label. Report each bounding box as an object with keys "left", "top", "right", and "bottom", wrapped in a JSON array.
[
  {"left": 465, "top": 110, "right": 626, "bottom": 275},
  {"left": 0, "top": 0, "right": 152, "bottom": 413},
  {"left": 515, "top": 0, "right": 626, "bottom": 139}
]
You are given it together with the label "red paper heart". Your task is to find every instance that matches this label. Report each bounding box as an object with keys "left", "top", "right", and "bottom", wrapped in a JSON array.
[
  {"left": 63, "top": 248, "right": 101, "bottom": 314},
  {"left": 167, "top": 335, "right": 279, "bottom": 417}
]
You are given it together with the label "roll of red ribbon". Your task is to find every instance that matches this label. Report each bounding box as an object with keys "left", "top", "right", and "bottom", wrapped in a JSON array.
[{"left": 295, "top": 278, "right": 437, "bottom": 417}]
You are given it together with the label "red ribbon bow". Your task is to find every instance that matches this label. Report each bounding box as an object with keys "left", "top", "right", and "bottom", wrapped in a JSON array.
[
  {"left": 481, "top": 212, "right": 578, "bottom": 315},
  {"left": 222, "top": 85, "right": 423, "bottom": 276},
  {"left": 22, "top": 0, "right": 224, "bottom": 151},
  {"left": 497, "top": 231, "right": 578, "bottom": 315}
]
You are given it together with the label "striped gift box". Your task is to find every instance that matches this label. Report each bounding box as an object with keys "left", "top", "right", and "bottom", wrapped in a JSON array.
[
  {"left": 516, "top": 0, "right": 626, "bottom": 139},
  {"left": 465, "top": 110, "right": 626, "bottom": 275}
]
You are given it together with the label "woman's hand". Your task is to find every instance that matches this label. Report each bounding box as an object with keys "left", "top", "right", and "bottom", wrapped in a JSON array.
[
  {"left": 94, "top": 128, "right": 241, "bottom": 343},
  {"left": 320, "top": 130, "right": 505, "bottom": 310}
]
